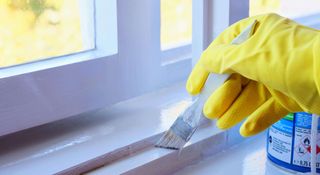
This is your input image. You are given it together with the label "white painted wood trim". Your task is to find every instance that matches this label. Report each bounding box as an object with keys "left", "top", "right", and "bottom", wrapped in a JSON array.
[
  {"left": 192, "top": 0, "right": 207, "bottom": 65},
  {"left": 84, "top": 128, "right": 228, "bottom": 175},
  {"left": 174, "top": 135, "right": 278, "bottom": 175},
  {"left": 161, "top": 44, "right": 191, "bottom": 65}
]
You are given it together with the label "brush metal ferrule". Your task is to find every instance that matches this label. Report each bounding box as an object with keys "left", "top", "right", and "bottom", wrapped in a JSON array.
[{"left": 170, "top": 117, "right": 196, "bottom": 142}]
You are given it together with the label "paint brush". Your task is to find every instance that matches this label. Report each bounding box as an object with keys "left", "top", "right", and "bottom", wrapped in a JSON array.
[{"left": 155, "top": 20, "right": 258, "bottom": 150}]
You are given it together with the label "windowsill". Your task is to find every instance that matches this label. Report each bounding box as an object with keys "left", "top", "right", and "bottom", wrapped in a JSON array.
[
  {"left": 174, "top": 134, "right": 291, "bottom": 175},
  {"left": 86, "top": 122, "right": 227, "bottom": 175},
  {"left": 0, "top": 81, "right": 189, "bottom": 174},
  {"left": 0, "top": 81, "right": 246, "bottom": 175}
]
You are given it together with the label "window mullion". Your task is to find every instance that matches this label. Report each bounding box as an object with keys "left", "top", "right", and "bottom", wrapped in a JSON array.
[{"left": 117, "top": 0, "right": 161, "bottom": 92}]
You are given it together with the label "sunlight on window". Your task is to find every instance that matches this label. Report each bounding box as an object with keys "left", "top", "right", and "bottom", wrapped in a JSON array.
[
  {"left": 250, "top": 0, "right": 320, "bottom": 18},
  {"left": 0, "top": 0, "right": 94, "bottom": 68},
  {"left": 250, "top": 0, "right": 280, "bottom": 16},
  {"left": 161, "top": 0, "right": 192, "bottom": 50}
]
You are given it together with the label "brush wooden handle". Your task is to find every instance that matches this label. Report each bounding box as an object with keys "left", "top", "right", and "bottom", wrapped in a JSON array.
[
  {"left": 197, "top": 20, "right": 259, "bottom": 107},
  {"left": 197, "top": 74, "right": 230, "bottom": 103}
]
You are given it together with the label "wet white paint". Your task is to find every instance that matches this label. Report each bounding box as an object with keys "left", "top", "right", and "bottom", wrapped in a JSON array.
[
  {"left": 175, "top": 135, "right": 294, "bottom": 175},
  {"left": 86, "top": 122, "right": 228, "bottom": 175}
]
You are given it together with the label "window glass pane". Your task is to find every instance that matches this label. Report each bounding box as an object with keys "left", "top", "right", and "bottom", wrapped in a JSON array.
[
  {"left": 0, "top": 0, "right": 95, "bottom": 67},
  {"left": 250, "top": 0, "right": 320, "bottom": 18},
  {"left": 161, "top": 0, "right": 192, "bottom": 50}
]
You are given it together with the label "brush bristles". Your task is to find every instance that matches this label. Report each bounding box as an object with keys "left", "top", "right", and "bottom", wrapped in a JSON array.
[{"left": 155, "top": 130, "right": 187, "bottom": 150}]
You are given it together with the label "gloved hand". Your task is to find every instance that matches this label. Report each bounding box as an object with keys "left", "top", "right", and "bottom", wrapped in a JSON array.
[{"left": 187, "top": 13, "right": 320, "bottom": 137}]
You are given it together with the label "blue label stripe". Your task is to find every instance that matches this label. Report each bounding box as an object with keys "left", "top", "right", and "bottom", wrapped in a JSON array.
[{"left": 272, "top": 119, "right": 293, "bottom": 134}]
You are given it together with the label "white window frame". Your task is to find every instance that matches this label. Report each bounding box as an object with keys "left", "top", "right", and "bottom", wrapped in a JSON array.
[
  {"left": 0, "top": 0, "right": 193, "bottom": 137},
  {"left": 0, "top": 1, "right": 253, "bottom": 174},
  {"left": 6, "top": 0, "right": 320, "bottom": 173}
]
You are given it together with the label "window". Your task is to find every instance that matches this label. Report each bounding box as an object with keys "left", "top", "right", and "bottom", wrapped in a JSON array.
[
  {"left": 160, "top": 0, "right": 192, "bottom": 50},
  {"left": 0, "top": 0, "right": 117, "bottom": 136},
  {"left": 0, "top": 0, "right": 249, "bottom": 146},
  {"left": 250, "top": 0, "right": 320, "bottom": 29},
  {"left": 0, "top": 0, "right": 192, "bottom": 137},
  {"left": 249, "top": 0, "right": 280, "bottom": 16},
  {"left": 160, "top": 0, "right": 192, "bottom": 64},
  {"left": 250, "top": 0, "right": 320, "bottom": 18},
  {"left": 0, "top": 0, "right": 95, "bottom": 68}
]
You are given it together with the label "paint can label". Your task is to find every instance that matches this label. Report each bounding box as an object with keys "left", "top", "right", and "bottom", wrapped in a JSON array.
[{"left": 267, "top": 112, "right": 320, "bottom": 173}]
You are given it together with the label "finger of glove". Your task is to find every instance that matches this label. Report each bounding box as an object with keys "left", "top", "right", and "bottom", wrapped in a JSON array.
[
  {"left": 216, "top": 81, "right": 271, "bottom": 129},
  {"left": 203, "top": 74, "right": 248, "bottom": 119},
  {"left": 240, "top": 98, "right": 289, "bottom": 137},
  {"left": 267, "top": 87, "right": 303, "bottom": 113},
  {"left": 186, "top": 62, "right": 209, "bottom": 95},
  {"left": 199, "top": 44, "right": 239, "bottom": 75}
]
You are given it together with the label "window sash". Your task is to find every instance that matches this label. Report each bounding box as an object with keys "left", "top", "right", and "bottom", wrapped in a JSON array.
[{"left": 0, "top": 0, "right": 192, "bottom": 137}]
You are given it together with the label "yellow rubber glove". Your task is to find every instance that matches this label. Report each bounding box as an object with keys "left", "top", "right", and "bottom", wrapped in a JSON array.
[{"left": 187, "top": 13, "right": 320, "bottom": 137}]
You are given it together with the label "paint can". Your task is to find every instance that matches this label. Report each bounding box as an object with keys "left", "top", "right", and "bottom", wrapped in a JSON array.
[{"left": 267, "top": 112, "right": 320, "bottom": 173}]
